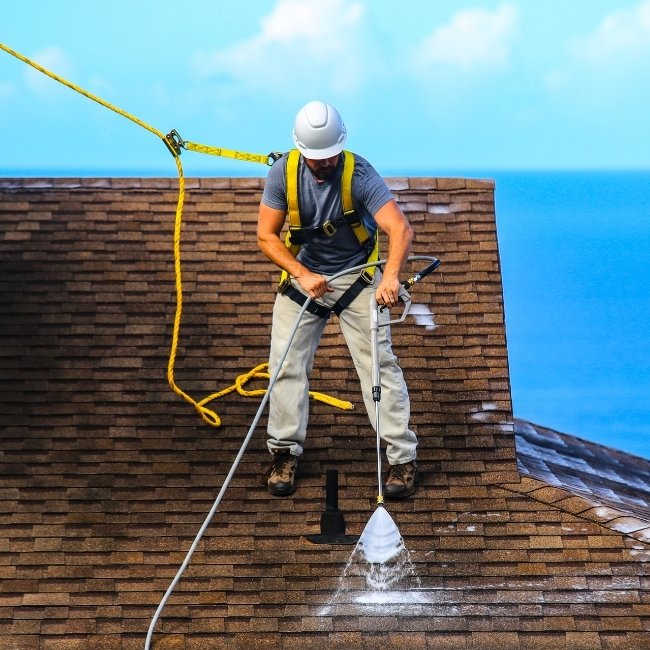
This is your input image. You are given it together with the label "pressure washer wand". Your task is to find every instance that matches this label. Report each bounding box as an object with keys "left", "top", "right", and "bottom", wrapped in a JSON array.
[
  {"left": 371, "top": 257, "right": 440, "bottom": 505},
  {"left": 370, "top": 294, "right": 383, "bottom": 505}
]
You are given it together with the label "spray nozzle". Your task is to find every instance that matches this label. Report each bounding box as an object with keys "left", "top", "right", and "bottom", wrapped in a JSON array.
[{"left": 357, "top": 504, "right": 404, "bottom": 564}]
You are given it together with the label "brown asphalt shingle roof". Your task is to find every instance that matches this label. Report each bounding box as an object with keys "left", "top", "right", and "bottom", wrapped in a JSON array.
[{"left": 1, "top": 176, "right": 648, "bottom": 649}]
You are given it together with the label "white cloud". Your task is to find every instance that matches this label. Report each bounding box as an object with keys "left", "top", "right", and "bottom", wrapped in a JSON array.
[
  {"left": 24, "top": 47, "right": 74, "bottom": 94},
  {"left": 545, "top": 1, "right": 650, "bottom": 107},
  {"left": 412, "top": 3, "right": 519, "bottom": 73},
  {"left": 573, "top": 0, "right": 650, "bottom": 64},
  {"left": 191, "top": 0, "right": 366, "bottom": 96},
  {"left": 261, "top": 0, "right": 363, "bottom": 43}
]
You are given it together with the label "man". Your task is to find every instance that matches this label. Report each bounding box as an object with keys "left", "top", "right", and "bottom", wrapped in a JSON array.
[{"left": 257, "top": 100, "right": 418, "bottom": 498}]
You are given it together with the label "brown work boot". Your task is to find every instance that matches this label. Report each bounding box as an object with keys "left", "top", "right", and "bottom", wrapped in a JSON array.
[
  {"left": 266, "top": 451, "right": 299, "bottom": 496},
  {"left": 384, "top": 461, "right": 417, "bottom": 499}
]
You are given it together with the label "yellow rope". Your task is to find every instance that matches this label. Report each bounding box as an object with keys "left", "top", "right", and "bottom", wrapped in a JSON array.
[
  {"left": 0, "top": 41, "right": 353, "bottom": 426},
  {"left": 0, "top": 42, "right": 165, "bottom": 141}
]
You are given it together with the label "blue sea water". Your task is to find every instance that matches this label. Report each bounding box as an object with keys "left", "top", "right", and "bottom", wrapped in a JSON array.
[
  {"left": 3, "top": 167, "right": 649, "bottom": 459},
  {"left": 490, "top": 170, "right": 650, "bottom": 460}
]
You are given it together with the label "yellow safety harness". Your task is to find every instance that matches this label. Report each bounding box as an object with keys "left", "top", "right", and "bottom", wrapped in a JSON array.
[
  {"left": 278, "top": 149, "right": 380, "bottom": 319},
  {"left": 0, "top": 41, "right": 353, "bottom": 426}
]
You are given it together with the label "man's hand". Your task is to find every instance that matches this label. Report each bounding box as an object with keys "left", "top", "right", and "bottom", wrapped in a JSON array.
[
  {"left": 295, "top": 269, "right": 333, "bottom": 299},
  {"left": 373, "top": 199, "right": 413, "bottom": 309},
  {"left": 376, "top": 275, "right": 402, "bottom": 308}
]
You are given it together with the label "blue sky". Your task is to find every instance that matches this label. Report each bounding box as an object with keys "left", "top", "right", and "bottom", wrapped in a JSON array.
[
  {"left": 3, "top": 0, "right": 650, "bottom": 174},
  {"left": 2, "top": 1, "right": 650, "bottom": 457}
]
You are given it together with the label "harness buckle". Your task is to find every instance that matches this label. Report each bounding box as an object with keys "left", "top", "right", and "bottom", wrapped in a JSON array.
[
  {"left": 322, "top": 220, "right": 338, "bottom": 237},
  {"left": 288, "top": 226, "right": 304, "bottom": 246}
]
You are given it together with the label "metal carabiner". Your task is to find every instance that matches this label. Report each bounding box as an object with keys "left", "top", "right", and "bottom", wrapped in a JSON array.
[
  {"left": 267, "top": 151, "right": 284, "bottom": 166},
  {"left": 164, "top": 129, "right": 185, "bottom": 157}
]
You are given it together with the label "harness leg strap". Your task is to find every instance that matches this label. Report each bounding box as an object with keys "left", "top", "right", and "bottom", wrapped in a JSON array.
[{"left": 331, "top": 272, "right": 373, "bottom": 316}]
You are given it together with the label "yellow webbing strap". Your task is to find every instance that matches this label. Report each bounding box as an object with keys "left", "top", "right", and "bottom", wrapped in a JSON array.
[
  {"left": 342, "top": 152, "right": 373, "bottom": 250},
  {"left": 279, "top": 149, "right": 302, "bottom": 289},
  {"left": 0, "top": 41, "right": 353, "bottom": 427},
  {"left": 183, "top": 141, "right": 271, "bottom": 166},
  {"left": 286, "top": 149, "right": 302, "bottom": 230},
  {"left": 341, "top": 151, "right": 355, "bottom": 214},
  {"left": 366, "top": 231, "right": 380, "bottom": 273}
]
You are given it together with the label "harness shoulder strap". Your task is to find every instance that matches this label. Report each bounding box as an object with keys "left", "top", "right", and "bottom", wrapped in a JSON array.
[
  {"left": 279, "top": 150, "right": 302, "bottom": 290},
  {"left": 341, "top": 151, "right": 355, "bottom": 216},
  {"left": 341, "top": 152, "right": 372, "bottom": 247},
  {"left": 286, "top": 149, "right": 301, "bottom": 231}
]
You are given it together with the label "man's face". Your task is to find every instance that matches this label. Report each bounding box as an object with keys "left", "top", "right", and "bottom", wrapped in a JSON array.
[{"left": 304, "top": 154, "right": 340, "bottom": 181}]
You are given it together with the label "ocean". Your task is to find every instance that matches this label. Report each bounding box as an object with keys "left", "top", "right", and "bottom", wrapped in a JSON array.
[{"left": 490, "top": 170, "right": 650, "bottom": 460}]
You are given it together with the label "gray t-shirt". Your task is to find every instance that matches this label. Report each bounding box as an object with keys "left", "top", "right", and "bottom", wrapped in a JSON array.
[{"left": 261, "top": 152, "right": 394, "bottom": 274}]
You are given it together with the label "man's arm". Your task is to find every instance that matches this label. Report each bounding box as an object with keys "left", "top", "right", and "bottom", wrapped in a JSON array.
[
  {"left": 373, "top": 199, "right": 413, "bottom": 308},
  {"left": 257, "top": 202, "right": 333, "bottom": 299}
]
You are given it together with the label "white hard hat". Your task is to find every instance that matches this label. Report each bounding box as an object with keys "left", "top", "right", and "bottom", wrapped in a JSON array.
[{"left": 292, "top": 100, "right": 347, "bottom": 159}]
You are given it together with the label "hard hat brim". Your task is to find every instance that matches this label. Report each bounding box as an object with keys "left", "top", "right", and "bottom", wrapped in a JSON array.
[{"left": 292, "top": 136, "right": 346, "bottom": 160}]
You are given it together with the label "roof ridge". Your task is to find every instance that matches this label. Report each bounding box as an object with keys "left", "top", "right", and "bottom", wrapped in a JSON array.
[
  {"left": 515, "top": 417, "right": 650, "bottom": 465},
  {"left": 502, "top": 475, "right": 650, "bottom": 545}
]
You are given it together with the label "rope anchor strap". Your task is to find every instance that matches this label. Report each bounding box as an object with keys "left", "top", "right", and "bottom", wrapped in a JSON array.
[{"left": 182, "top": 139, "right": 283, "bottom": 166}]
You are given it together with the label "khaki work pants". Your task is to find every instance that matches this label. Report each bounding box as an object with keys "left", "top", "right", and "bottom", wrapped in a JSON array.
[{"left": 266, "top": 271, "right": 418, "bottom": 466}]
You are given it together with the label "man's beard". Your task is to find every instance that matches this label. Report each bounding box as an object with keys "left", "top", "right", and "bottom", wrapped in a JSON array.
[
  {"left": 311, "top": 165, "right": 336, "bottom": 181},
  {"left": 307, "top": 157, "right": 339, "bottom": 181}
]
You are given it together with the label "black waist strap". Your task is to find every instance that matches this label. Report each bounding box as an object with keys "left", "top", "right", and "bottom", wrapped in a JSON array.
[
  {"left": 279, "top": 272, "right": 373, "bottom": 320},
  {"left": 280, "top": 284, "right": 332, "bottom": 320}
]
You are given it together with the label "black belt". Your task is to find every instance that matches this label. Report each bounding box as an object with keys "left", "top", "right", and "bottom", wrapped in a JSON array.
[
  {"left": 280, "top": 284, "right": 332, "bottom": 319},
  {"left": 279, "top": 272, "right": 373, "bottom": 320}
]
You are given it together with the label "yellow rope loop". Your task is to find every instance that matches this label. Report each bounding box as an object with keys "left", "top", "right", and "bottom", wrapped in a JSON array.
[
  {"left": 234, "top": 363, "right": 271, "bottom": 397},
  {"left": 195, "top": 363, "right": 354, "bottom": 414},
  {"left": 0, "top": 41, "right": 353, "bottom": 427},
  {"left": 196, "top": 405, "right": 222, "bottom": 428}
]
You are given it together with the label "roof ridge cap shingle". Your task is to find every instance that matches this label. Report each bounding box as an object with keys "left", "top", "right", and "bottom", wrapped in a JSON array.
[{"left": 502, "top": 475, "right": 650, "bottom": 545}]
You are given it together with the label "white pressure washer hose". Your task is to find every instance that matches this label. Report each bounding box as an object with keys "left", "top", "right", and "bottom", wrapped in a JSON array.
[{"left": 145, "top": 255, "right": 439, "bottom": 649}]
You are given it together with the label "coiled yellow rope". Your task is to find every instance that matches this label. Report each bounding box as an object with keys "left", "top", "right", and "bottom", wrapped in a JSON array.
[{"left": 0, "top": 41, "right": 353, "bottom": 426}]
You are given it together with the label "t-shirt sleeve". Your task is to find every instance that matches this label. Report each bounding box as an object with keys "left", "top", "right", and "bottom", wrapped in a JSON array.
[
  {"left": 261, "top": 155, "right": 288, "bottom": 211},
  {"left": 353, "top": 156, "right": 394, "bottom": 217}
]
